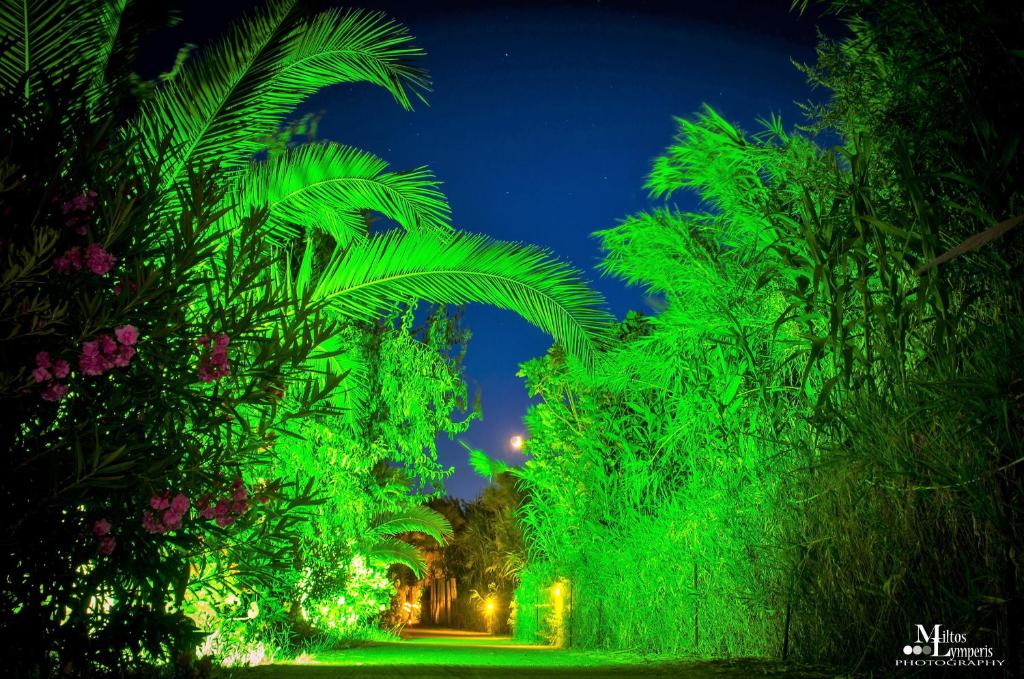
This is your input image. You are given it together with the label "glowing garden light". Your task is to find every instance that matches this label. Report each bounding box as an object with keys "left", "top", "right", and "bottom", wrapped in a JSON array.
[{"left": 510, "top": 435, "right": 524, "bottom": 450}]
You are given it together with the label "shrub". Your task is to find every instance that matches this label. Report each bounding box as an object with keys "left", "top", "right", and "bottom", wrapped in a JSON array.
[{"left": 0, "top": 76, "right": 339, "bottom": 676}]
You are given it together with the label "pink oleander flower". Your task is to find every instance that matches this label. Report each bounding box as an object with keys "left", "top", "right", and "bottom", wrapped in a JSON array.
[
  {"left": 53, "top": 247, "right": 83, "bottom": 273},
  {"left": 113, "top": 279, "right": 139, "bottom": 297},
  {"left": 111, "top": 344, "right": 135, "bottom": 368},
  {"left": 41, "top": 383, "right": 68, "bottom": 402},
  {"left": 93, "top": 518, "right": 111, "bottom": 537},
  {"left": 79, "top": 349, "right": 109, "bottom": 376},
  {"left": 52, "top": 359, "right": 70, "bottom": 379},
  {"left": 197, "top": 495, "right": 216, "bottom": 519},
  {"left": 230, "top": 497, "right": 249, "bottom": 515},
  {"left": 100, "top": 334, "right": 118, "bottom": 355},
  {"left": 79, "top": 353, "right": 106, "bottom": 376},
  {"left": 215, "top": 513, "right": 235, "bottom": 528},
  {"left": 114, "top": 324, "right": 138, "bottom": 346},
  {"left": 84, "top": 243, "right": 116, "bottom": 275},
  {"left": 97, "top": 535, "right": 116, "bottom": 555},
  {"left": 170, "top": 493, "right": 189, "bottom": 515},
  {"left": 142, "top": 511, "right": 164, "bottom": 534},
  {"left": 197, "top": 333, "right": 231, "bottom": 382},
  {"left": 162, "top": 509, "right": 183, "bottom": 531},
  {"left": 34, "top": 351, "right": 70, "bottom": 401},
  {"left": 79, "top": 327, "right": 138, "bottom": 376},
  {"left": 62, "top": 190, "right": 97, "bottom": 215},
  {"left": 144, "top": 492, "right": 190, "bottom": 533}
]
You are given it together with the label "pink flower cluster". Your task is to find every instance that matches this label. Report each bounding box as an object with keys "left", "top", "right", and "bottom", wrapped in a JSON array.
[
  {"left": 142, "top": 492, "right": 190, "bottom": 534},
  {"left": 79, "top": 324, "right": 138, "bottom": 376},
  {"left": 54, "top": 243, "right": 116, "bottom": 275},
  {"left": 93, "top": 518, "right": 116, "bottom": 555},
  {"left": 33, "top": 351, "right": 70, "bottom": 402},
  {"left": 62, "top": 190, "right": 98, "bottom": 235},
  {"left": 113, "top": 278, "right": 139, "bottom": 297},
  {"left": 197, "top": 478, "right": 249, "bottom": 527},
  {"left": 196, "top": 333, "right": 231, "bottom": 382}
]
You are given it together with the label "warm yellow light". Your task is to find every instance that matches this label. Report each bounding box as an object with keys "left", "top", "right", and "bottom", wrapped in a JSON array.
[
  {"left": 553, "top": 585, "right": 562, "bottom": 597},
  {"left": 509, "top": 435, "right": 523, "bottom": 450},
  {"left": 486, "top": 601, "right": 495, "bottom": 611}
]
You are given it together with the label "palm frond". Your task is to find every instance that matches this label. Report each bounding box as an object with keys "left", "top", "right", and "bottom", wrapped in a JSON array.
[
  {"left": 269, "top": 7, "right": 429, "bottom": 111},
  {"left": 365, "top": 537, "right": 426, "bottom": 577},
  {"left": 130, "top": 0, "right": 300, "bottom": 184},
  {"left": 240, "top": 142, "right": 452, "bottom": 244},
  {"left": 461, "top": 441, "right": 510, "bottom": 481},
  {"left": 371, "top": 505, "right": 454, "bottom": 544},
  {"left": 88, "top": 0, "right": 128, "bottom": 109},
  {"left": 312, "top": 231, "right": 613, "bottom": 367},
  {"left": 0, "top": 0, "right": 108, "bottom": 99},
  {"left": 130, "top": 1, "right": 429, "bottom": 189}
]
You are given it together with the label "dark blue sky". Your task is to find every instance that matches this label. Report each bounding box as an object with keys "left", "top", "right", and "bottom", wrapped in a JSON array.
[{"left": 154, "top": 1, "right": 828, "bottom": 499}]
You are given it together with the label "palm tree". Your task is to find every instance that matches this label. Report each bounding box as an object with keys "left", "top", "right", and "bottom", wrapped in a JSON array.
[
  {"left": 362, "top": 504, "right": 454, "bottom": 578},
  {"left": 1, "top": 0, "right": 611, "bottom": 365}
]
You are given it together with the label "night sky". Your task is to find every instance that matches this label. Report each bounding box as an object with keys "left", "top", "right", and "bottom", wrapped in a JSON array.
[{"left": 149, "top": 0, "right": 829, "bottom": 499}]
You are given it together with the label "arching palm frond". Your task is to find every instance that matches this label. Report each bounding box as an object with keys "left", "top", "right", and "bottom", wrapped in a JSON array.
[
  {"left": 363, "top": 505, "right": 454, "bottom": 576},
  {"left": 90, "top": 1, "right": 179, "bottom": 115},
  {"left": 364, "top": 537, "right": 426, "bottom": 577},
  {"left": 0, "top": 0, "right": 110, "bottom": 99},
  {"left": 131, "top": 1, "right": 429, "bottom": 190},
  {"left": 130, "top": 0, "right": 300, "bottom": 183},
  {"left": 371, "top": 505, "right": 454, "bottom": 544},
  {"left": 461, "top": 441, "right": 510, "bottom": 481},
  {"left": 240, "top": 142, "right": 452, "bottom": 244},
  {"left": 269, "top": 7, "right": 429, "bottom": 111},
  {"left": 311, "top": 231, "right": 613, "bottom": 367},
  {"left": 90, "top": 0, "right": 128, "bottom": 103}
]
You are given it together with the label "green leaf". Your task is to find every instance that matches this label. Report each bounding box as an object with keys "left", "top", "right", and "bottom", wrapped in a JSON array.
[
  {"left": 371, "top": 505, "right": 453, "bottom": 544},
  {"left": 239, "top": 142, "right": 452, "bottom": 244},
  {"left": 365, "top": 538, "right": 427, "bottom": 577},
  {"left": 130, "top": 2, "right": 429, "bottom": 189},
  {"left": 311, "top": 231, "right": 613, "bottom": 367},
  {"left": 0, "top": 0, "right": 109, "bottom": 99},
  {"left": 461, "top": 441, "right": 510, "bottom": 481}
]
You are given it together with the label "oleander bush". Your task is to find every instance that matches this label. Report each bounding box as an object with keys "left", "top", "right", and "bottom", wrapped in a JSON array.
[
  {"left": 0, "top": 1, "right": 609, "bottom": 676},
  {"left": 0, "top": 71, "right": 340, "bottom": 675}
]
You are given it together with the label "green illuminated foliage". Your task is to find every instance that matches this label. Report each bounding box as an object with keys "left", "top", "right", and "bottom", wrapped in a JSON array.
[
  {"left": 308, "top": 231, "right": 611, "bottom": 366},
  {"left": 512, "top": 1, "right": 1023, "bottom": 672},
  {"left": 1, "top": 0, "right": 610, "bottom": 674},
  {"left": 239, "top": 142, "right": 453, "bottom": 244},
  {"left": 0, "top": 0, "right": 112, "bottom": 100},
  {"left": 422, "top": 470, "right": 525, "bottom": 634},
  {"left": 0, "top": 85, "right": 341, "bottom": 675},
  {"left": 129, "top": 1, "right": 429, "bottom": 188},
  {"left": 116, "top": 0, "right": 612, "bottom": 364}
]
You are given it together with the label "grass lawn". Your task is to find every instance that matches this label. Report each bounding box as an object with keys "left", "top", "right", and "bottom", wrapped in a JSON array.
[{"left": 227, "top": 628, "right": 838, "bottom": 678}]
